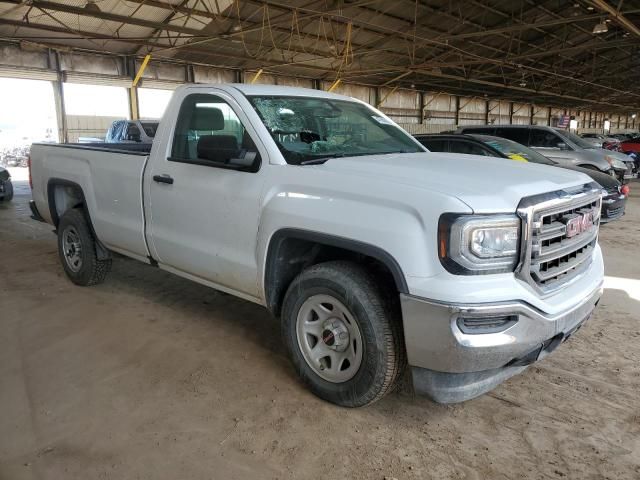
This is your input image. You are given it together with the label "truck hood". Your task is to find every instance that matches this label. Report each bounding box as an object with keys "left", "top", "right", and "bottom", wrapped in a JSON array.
[{"left": 318, "top": 152, "right": 593, "bottom": 212}]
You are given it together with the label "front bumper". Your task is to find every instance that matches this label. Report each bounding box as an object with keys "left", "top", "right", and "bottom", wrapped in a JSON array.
[
  {"left": 401, "top": 282, "right": 602, "bottom": 403},
  {"left": 600, "top": 191, "right": 626, "bottom": 223}
]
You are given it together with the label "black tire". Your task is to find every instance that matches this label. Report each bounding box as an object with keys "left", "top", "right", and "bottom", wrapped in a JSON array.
[
  {"left": 281, "top": 261, "right": 405, "bottom": 407},
  {"left": 1, "top": 181, "right": 12, "bottom": 202},
  {"left": 57, "top": 208, "right": 111, "bottom": 286}
]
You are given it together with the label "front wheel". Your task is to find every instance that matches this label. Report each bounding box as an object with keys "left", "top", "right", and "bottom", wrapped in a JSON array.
[
  {"left": 57, "top": 208, "right": 111, "bottom": 286},
  {"left": 281, "top": 261, "right": 405, "bottom": 407}
]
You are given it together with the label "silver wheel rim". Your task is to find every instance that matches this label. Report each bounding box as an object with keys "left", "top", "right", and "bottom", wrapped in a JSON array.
[
  {"left": 296, "top": 294, "right": 363, "bottom": 383},
  {"left": 62, "top": 226, "right": 83, "bottom": 273}
]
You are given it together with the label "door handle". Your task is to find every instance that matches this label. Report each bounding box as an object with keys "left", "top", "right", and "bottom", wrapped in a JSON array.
[{"left": 153, "top": 174, "right": 174, "bottom": 185}]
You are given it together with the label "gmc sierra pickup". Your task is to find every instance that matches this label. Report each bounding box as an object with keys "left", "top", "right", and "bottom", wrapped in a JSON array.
[{"left": 29, "top": 84, "right": 604, "bottom": 407}]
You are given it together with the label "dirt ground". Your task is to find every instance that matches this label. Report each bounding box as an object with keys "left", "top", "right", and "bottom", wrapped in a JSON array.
[{"left": 1, "top": 167, "right": 639, "bottom": 480}]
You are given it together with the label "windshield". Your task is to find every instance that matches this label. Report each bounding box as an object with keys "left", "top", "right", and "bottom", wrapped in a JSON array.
[
  {"left": 471, "top": 135, "right": 556, "bottom": 165},
  {"left": 555, "top": 129, "right": 596, "bottom": 149},
  {"left": 247, "top": 96, "right": 424, "bottom": 164},
  {"left": 140, "top": 121, "right": 158, "bottom": 138}
]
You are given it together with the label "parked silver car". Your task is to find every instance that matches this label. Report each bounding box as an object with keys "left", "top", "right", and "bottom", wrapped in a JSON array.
[
  {"left": 579, "top": 133, "right": 620, "bottom": 149},
  {"left": 456, "top": 125, "right": 633, "bottom": 181}
]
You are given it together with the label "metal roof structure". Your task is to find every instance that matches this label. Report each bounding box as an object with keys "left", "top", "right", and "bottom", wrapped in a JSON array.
[{"left": 1, "top": 0, "right": 639, "bottom": 111}]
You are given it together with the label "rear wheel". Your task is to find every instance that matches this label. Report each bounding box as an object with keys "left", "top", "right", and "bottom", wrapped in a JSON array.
[
  {"left": 57, "top": 208, "right": 111, "bottom": 286},
  {"left": 281, "top": 261, "right": 405, "bottom": 407}
]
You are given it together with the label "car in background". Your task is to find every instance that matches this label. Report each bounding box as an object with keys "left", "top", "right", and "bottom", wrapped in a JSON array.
[
  {"left": 579, "top": 133, "right": 620, "bottom": 150},
  {"left": 0, "top": 167, "right": 13, "bottom": 202},
  {"left": 105, "top": 120, "right": 159, "bottom": 143},
  {"left": 618, "top": 135, "right": 640, "bottom": 154},
  {"left": 610, "top": 133, "right": 635, "bottom": 141},
  {"left": 415, "top": 133, "right": 628, "bottom": 223},
  {"left": 456, "top": 124, "right": 634, "bottom": 182},
  {"left": 3, "top": 155, "right": 19, "bottom": 167}
]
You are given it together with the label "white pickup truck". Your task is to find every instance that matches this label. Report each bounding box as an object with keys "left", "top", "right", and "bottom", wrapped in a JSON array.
[{"left": 29, "top": 84, "right": 604, "bottom": 407}]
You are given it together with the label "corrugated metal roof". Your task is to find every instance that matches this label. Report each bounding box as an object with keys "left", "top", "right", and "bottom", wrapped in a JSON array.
[{"left": 1, "top": 0, "right": 639, "bottom": 109}]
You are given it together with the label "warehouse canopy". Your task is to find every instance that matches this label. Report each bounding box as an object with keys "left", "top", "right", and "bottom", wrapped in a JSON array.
[{"left": 1, "top": 0, "right": 639, "bottom": 110}]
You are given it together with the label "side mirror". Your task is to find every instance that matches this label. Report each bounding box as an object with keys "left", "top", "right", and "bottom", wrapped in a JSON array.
[
  {"left": 227, "top": 151, "right": 258, "bottom": 168},
  {"left": 557, "top": 142, "right": 568, "bottom": 150}
]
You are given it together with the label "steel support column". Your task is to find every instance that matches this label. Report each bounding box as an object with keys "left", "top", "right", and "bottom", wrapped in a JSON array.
[
  {"left": 530, "top": 105, "right": 534, "bottom": 125},
  {"left": 51, "top": 52, "right": 67, "bottom": 143}
]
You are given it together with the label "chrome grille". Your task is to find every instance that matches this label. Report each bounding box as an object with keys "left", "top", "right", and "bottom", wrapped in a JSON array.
[{"left": 517, "top": 184, "right": 602, "bottom": 294}]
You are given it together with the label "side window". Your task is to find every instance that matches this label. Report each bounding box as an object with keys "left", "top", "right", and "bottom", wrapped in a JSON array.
[
  {"left": 530, "top": 129, "right": 561, "bottom": 148},
  {"left": 170, "top": 93, "right": 260, "bottom": 172},
  {"left": 495, "top": 128, "right": 529, "bottom": 146},
  {"left": 449, "top": 140, "right": 495, "bottom": 156},
  {"left": 126, "top": 123, "right": 142, "bottom": 142},
  {"left": 419, "top": 138, "right": 448, "bottom": 152}
]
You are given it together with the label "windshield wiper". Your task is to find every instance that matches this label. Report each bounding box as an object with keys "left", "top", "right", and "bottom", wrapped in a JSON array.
[
  {"left": 300, "top": 153, "right": 345, "bottom": 165},
  {"left": 299, "top": 150, "right": 416, "bottom": 165},
  {"left": 380, "top": 150, "right": 410, "bottom": 154}
]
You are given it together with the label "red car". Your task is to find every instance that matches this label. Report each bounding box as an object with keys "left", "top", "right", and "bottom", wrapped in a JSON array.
[{"left": 619, "top": 136, "right": 640, "bottom": 154}]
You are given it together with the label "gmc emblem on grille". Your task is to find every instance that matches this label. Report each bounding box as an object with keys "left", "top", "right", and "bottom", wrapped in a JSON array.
[{"left": 565, "top": 210, "right": 595, "bottom": 238}]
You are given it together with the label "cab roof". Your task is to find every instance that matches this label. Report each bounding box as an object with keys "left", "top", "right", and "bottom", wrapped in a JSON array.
[{"left": 179, "top": 83, "right": 359, "bottom": 102}]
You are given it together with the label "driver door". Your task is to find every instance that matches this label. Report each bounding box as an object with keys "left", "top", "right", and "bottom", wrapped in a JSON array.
[{"left": 146, "top": 89, "right": 266, "bottom": 300}]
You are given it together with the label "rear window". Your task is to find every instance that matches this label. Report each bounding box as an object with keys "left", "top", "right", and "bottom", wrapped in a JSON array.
[{"left": 140, "top": 122, "right": 158, "bottom": 138}]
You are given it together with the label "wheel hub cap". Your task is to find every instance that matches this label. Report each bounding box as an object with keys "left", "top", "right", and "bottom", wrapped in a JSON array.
[
  {"left": 295, "top": 294, "right": 363, "bottom": 383},
  {"left": 62, "top": 226, "right": 83, "bottom": 273},
  {"left": 321, "top": 319, "right": 349, "bottom": 352}
]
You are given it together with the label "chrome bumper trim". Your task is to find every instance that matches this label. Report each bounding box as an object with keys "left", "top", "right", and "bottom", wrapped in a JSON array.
[{"left": 401, "top": 281, "right": 603, "bottom": 374}]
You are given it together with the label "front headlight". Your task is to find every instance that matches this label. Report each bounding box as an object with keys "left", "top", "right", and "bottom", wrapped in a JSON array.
[
  {"left": 438, "top": 214, "right": 520, "bottom": 274},
  {"left": 605, "top": 155, "right": 627, "bottom": 170}
]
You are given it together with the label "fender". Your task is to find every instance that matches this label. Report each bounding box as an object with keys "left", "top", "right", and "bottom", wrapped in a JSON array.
[
  {"left": 47, "top": 178, "right": 110, "bottom": 261},
  {"left": 264, "top": 228, "right": 409, "bottom": 314}
]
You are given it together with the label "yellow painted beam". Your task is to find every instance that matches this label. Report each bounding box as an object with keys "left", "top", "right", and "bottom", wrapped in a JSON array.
[
  {"left": 327, "top": 78, "right": 342, "bottom": 92},
  {"left": 132, "top": 54, "right": 151, "bottom": 87},
  {"left": 250, "top": 69, "right": 263, "bottom": 84}
]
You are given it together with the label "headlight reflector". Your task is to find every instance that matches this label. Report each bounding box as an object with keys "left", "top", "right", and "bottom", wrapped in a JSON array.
[
  {"left": 439, "top": 214, "right": 521, "bottom": 274},
  {"left": 470, "top": 225, "right": 518, "bottom": 258}
]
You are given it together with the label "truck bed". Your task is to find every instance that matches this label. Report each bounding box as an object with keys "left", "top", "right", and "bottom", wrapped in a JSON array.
[
  {"left": 47, "top": 142, "right": 153, "bottom": 154},
  {"left": 30, "top": 142, "right": 151, "bottom": 262}
]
